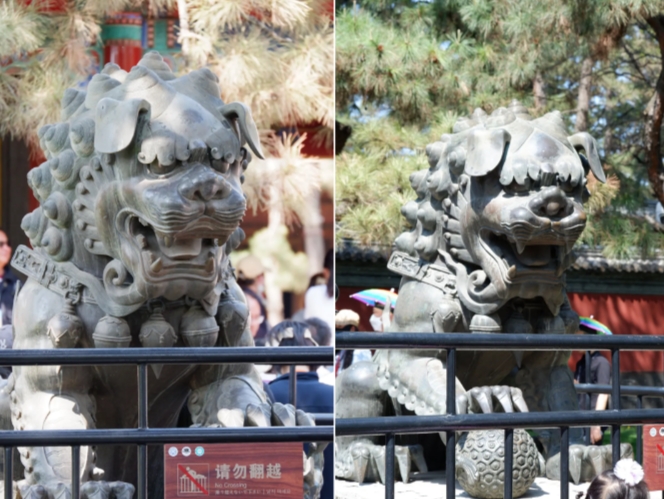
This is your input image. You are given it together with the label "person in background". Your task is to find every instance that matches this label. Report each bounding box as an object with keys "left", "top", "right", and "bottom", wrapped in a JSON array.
[
  {"left": 578, "top": 459, "right": 648, "bottom": 499},
  {"left": 267, "top": 321, "right": 333, "bottom": 499},
  {"left": 236, "top": 255, "right": 269, "bottom": 346},
  {"left": 334, "top": 309, "right": 372, "bottom": 374},
  {"left": 305, "top": 317, "right": 334, "bottom": 386},
  {"left": 305, "top": 317, "right": 332, "bottom": 347},
  {"left": 0, "top": 230, "right": 19, "bottom": 379},
  {"left": 304, "top": 249, "right": 334, "bottom": 333},
  {"left": 0, "top": 230, "right": 18, "bottom": 327},
  {"left": 369, "top": 303, "right": 384, "bottom": 332},
  {"left": 574, "top": 325, "right": 611, "bottom": 444}
]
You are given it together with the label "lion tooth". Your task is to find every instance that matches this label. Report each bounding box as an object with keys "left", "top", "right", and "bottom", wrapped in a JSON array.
[
  {"left": 138, "top": 218, "right": 148, "bottom": 227},
  {"left": 507, "top": 265, "right": 517, "bottom": 279},
  {"left": 137, "top": 234, "right": 148, "bottom": 249},
  {"left": 515, "top": 240, "right": 526, "bottom": 254},
  {"left": 163, "top": 235, "right": 173, "bottom": 248},
  {"left": 205, "top": 257, "right": 215, "bottom": 273},
  {"left": 151, "top": 258, "right": 163, "bottom": 273}
]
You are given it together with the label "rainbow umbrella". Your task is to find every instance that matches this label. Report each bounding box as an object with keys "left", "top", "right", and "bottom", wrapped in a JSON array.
[
  {"left": 579, "top": 317, "right": 613, "bottom": 335},
  {"left": 350, "top": 289, "right": 398, "bottom": 308}
]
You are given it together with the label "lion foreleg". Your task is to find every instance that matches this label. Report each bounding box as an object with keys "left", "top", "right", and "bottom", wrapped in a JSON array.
[
  {"left": 11, "top": 364, "right": 98, "bottom": 487},
  {"left": 188, "top": 366, "right": 267, "bottom": 427}
]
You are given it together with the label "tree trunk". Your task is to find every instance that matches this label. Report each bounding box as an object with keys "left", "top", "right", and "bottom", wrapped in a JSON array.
[
  {"left": 533, "top": 72, "right": 546, "bottom": 112},
  {"left": 176, "top": 0, "right": 191, "bottom": 63},
  {"left": 645, "top": 16, "right": 664, "bottom": 206},
  {"left": 302, "top": 190, "right": 325, "bottom": 277},
  {"left": 603, "top": 90, "right": 614, "bottom": 157},
  {"left": 575, "top": 57, "right": 594, "bottom": 132},
  {"left": 265, "top": 185, "right": 285, "bottom": 325}
]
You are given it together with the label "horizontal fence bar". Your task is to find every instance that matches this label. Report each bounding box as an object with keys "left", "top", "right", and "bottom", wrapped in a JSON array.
[
  {"left": 335, "top": 332, "right": 664, "bottom": 351},
  {"left": 0, "top": 347, "right": 333, "bottom": 365},
  {"left": 335, "top": 408, "right": 664, "bottom": 436},
  {"left": 312, "top": 414, "right": 333, "bottom": 425},
  {"left": 575, "top": 383, "right": 664, "bottom": 397},
  {"left": 0, "top": 426, "right": 333, "bottom": 446}
]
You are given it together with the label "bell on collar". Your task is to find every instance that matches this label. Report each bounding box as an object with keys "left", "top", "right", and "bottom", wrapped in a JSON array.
[
  {"left": 47, "top": 299, "right": 83, "bottom": 348},
  {"left": 180, "top": 304, "right": 219, "bottom": 348},
  {"left": 93, "top": 316, "right": 131, "bottom": 348},
  {"left": 139, "top": 308, "right": 177, "bottom": 378}
]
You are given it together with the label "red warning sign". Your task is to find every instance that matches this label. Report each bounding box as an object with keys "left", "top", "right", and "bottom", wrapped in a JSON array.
[
  {"left": 643, "top": 424, "right": 664, "bottom": 491},
  {"left": 164, "top": 443, "right": 303, "bottom": 498}
]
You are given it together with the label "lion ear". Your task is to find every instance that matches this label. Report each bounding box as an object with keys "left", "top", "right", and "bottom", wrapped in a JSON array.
[
  {"left": 219, "top": 102, "right": 264, "bottom": 160},
  {"left": 94, "top": 98, "right": 151, "bottom": 154},
  {"left": 464, "top": 128, "right": 510, "bottom": 177},
  {"left": 568, "top": 132, "right": 606, "bottom": 183}
]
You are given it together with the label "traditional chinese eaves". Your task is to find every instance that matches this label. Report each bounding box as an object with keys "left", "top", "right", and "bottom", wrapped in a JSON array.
[
  {"left": 336, "top": 240, "right": 664, "bottom": 296},
  {"left": 571, "top": 251, "right": 664, "bottom": 274}
]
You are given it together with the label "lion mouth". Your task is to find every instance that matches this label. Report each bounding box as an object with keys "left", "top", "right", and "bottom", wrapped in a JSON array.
[
  {"left": 480, "top": 229, "right": 571, "bottom": 283},
  {"left": 122, "top": 212, "right": 219, "bottom": 280}
]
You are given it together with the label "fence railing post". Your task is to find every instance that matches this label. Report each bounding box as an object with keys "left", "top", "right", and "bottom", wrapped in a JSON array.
[
  {"left": 137, "top": 363, "right": 148, "bottom": 499},
  {"left": 71, "top": 445, "right": 80, "bottom": 499},
  {"left": 4, "top": 447, "right": 11, "bottom": 499},
  {"left": 611, "top": 348, "right": 621, "bottom": 464},
  {"left": 560, "top": 426, "right": 569, "bottom": 499},
  {"left": 446, "top": 347, "right": 456, "bottom": 499},
  {"left": 385, "top": 432, "right": 395, "bottom": 499},
  {"left": 504, "top": 428, "right": 513, "bottom": 499}
]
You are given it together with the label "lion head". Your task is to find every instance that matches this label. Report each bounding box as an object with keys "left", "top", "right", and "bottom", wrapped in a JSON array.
[
  {"left": 21, "top": 52, "right": 262, "bottom": 315},
  {"left": 395, "top": 101, "right": 605, "bottom": 316}
]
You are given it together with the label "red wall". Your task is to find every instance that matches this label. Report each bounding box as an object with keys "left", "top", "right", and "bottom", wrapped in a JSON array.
[{"left": 568, "top": 293, "right": 664, "bottom": 374}]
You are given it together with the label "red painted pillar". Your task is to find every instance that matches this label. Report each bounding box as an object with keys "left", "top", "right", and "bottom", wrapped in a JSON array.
[{"left": 102, "top": 12, "right": 144, "bottom": 71}]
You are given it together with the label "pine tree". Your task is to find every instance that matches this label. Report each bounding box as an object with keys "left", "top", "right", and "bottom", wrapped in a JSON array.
[
  {"left": 1, "top": 0, "right": 333, "bottom": 322},
  {"left": 336, "top": 0, "right": 664, "bottom": 258}
]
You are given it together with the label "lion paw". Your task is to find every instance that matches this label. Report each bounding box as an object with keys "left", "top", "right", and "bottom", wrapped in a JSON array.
[
  {"left": 18, "top": 480, "right": 134, "bottom": 499},
  {"left": 546, "top": 443, "right": 633, "bottom": 484},
  {"left": 456, "top": 385, "right": 529, "bottom": 414},
  {"left": 335, "top": 439, "right": 427, "bottom": 484},
  {"left": 200, "top": 403, "right": 327, "bottom": 499}
]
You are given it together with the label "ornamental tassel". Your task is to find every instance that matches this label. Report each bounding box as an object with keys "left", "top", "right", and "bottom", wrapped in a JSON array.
[
  {"left": 47, "top": 299, "right": 83, "bottom": 348},
  {"left": 139, "top": 308, "right": 177, "bottom": 378},
  {"left": 180, "top": 305, "right": 219, "bottom": 348},
  {"left": 93, "top": 316, "right": 131, "bottom": 348}
]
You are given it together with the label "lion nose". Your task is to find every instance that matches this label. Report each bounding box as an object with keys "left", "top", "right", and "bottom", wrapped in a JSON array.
[
  {"left": 178, "top": 165, "right": 229, "bottom": 201},
  {"left": 528, "top": 186, "right": 569, "bottom": 219}
]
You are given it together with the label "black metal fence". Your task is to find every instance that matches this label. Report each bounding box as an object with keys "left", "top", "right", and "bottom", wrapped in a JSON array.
[
  {"left": 0, "top": 346, "right": 335, "bottom": 499},
  {"left": 335, "top": 332, "right": 664, "bottom": 499}
]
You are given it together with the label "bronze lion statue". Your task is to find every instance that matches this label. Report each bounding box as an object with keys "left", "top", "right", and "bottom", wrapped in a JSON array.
[
  {"left": 6, "top": 52, "right": 323, "bottom": 499},
  {"left": 335, "top": 101, "right": 631, "bottom": 488}
]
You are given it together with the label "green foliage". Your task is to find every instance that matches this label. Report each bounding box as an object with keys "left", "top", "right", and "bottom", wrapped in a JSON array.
[{"left": 336, "top": 0, "right": 664, "bottom": 258}]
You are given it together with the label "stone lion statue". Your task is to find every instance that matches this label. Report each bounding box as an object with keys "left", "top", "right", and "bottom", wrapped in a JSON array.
[
  {"left": 335, "top": 101, "right": 631, "bottom": 488},
  {"left": 6, "top": 52, "right": 324, "bottom": 499}
]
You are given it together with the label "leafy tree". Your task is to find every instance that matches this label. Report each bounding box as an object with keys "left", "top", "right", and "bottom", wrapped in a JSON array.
[
  {"left": 336, "top": 0, "right": 664, "bottom": 258},
  {"left": 0, "top": 0, "right": 333, "bottom": 322}
]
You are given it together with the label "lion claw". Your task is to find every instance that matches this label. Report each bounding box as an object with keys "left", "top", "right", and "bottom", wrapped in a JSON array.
[
  {"left": 456, "top": 385, "right": 529, "bottom": 414},
  {"left": 335, "top": 440, "right": 426, "bottom": 484},
  {"left": 17, "top": 480, "right": 134, "bottom": 499},
  {"left": 546, "top": 443, "right": 633, "bottom": 483}
]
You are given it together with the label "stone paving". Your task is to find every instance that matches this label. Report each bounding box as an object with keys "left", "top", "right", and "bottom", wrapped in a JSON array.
[{"left": 335, "top": 472, "right": 663, "bottom": 498}]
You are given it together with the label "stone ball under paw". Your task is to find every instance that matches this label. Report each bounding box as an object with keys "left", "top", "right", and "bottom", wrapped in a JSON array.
[{"left": 455, "top": 429, "right": 539, "bottom": 499}]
